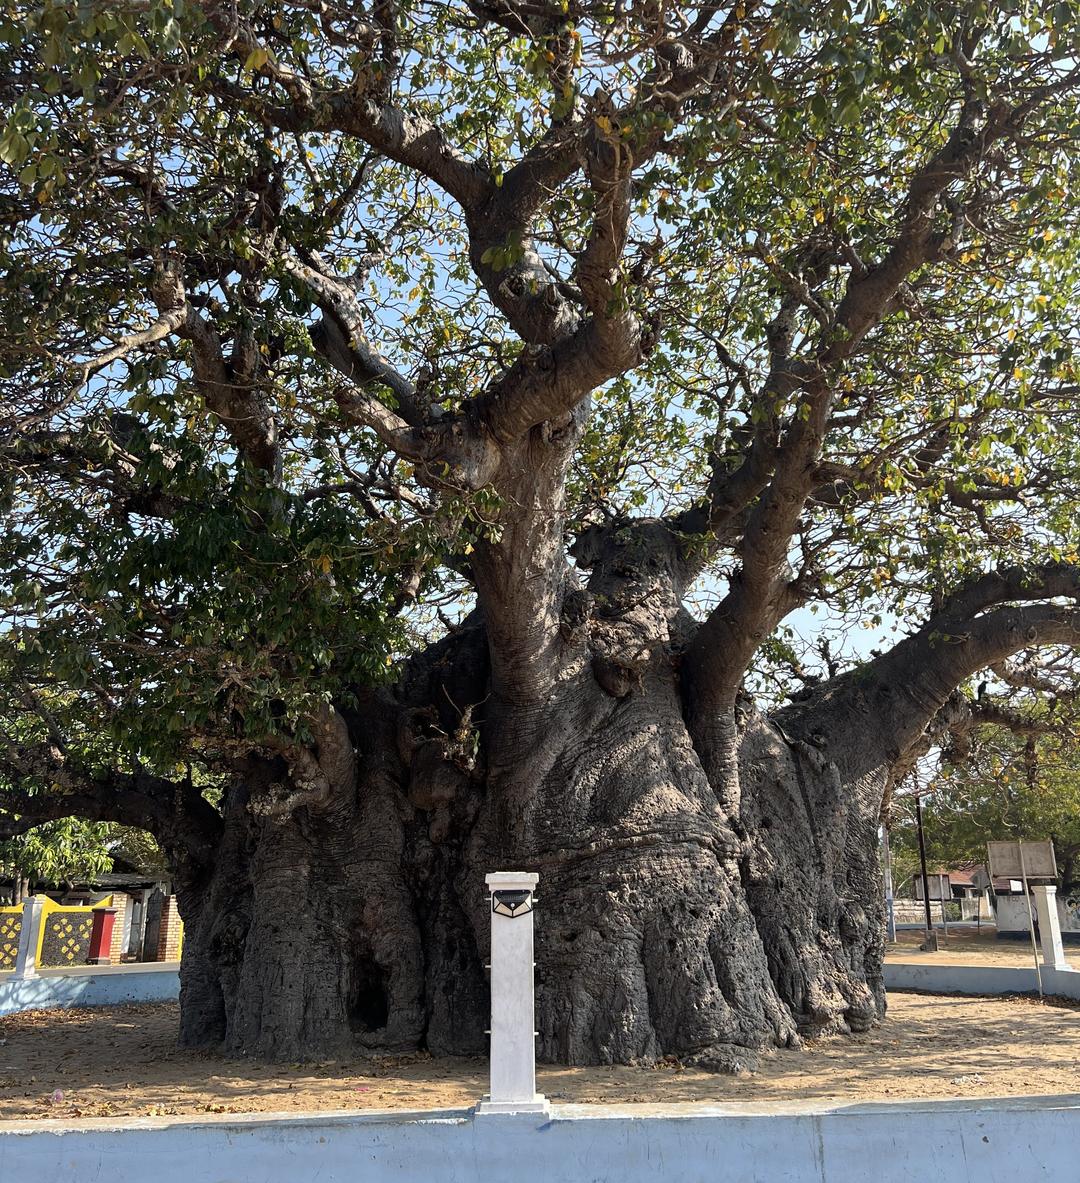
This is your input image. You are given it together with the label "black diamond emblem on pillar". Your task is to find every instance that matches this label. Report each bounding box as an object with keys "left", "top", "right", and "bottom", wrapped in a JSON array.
[{"left": 492, "top": 889, "right": 533, "bottom": 918}]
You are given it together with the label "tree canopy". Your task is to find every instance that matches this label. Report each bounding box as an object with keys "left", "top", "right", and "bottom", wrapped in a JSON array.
[
  {"left": 0, "top": 816, "right": 112, "bottom": 901},
  {"left": 3, "top": 0, "right": 1079, "bottom": 795}
]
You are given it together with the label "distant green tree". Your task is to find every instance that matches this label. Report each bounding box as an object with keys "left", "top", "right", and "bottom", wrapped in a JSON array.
[
  {"left": 106, "top": 826, "right": 169, "bottom": 876},
  {"left": 0, "top": 817, "right": 112, "bottom": 902},
  {"left": 891, "top": 708, "right": 1080, "bottom": 894}
]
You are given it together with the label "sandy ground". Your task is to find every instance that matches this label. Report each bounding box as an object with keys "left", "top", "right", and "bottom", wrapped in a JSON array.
[
  {"left": 885, "top": 925, "right": 1074, "bottom": 968},
  {"left": 1, "top": 991, "right": 1077, "bottom": 1121}
]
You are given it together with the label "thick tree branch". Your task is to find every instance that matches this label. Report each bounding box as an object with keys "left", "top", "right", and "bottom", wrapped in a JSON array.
[
  {"left": 282, "top": 250, "right": 431, "bottom": 427},
  {"left": 465, "top": 104, "right": 646, "bottom": 702},
  {"left": 682, "top": 77, "right": 1071, "bottom": 713},
  {"left": 784, "top": 564, "right": 1080, "bottom": 787},
  {"left": 151, "top": 259, "right": 280, "bottom": 477},
  {"left": 0, "top": 742, "right": 223, "bottom": 866}
]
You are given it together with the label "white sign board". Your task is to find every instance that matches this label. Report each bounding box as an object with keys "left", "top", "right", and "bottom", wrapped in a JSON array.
[
  {"left": 987, "top": 840, "right": 1057, "bottom": 880},
  {"left": 917, "top": 873, "right": 950, "bottom": 900}
]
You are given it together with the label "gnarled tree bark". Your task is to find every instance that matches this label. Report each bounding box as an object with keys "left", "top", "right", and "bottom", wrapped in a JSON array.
[{"left": 122, "top": 552, "right": 1075, "bottom": 1066}]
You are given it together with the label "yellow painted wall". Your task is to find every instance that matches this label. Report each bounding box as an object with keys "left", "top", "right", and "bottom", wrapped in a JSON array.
[{"left": 0, "top": 895, "right": 114, "bottom": 969}]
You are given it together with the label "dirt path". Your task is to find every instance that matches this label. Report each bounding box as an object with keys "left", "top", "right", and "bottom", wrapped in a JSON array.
[
  {"left": 885, "top": 925, "right": 1073, "bottom": 968},
  {"left": 1, "top": 992, "right": 1078, "bottom": 1121}
]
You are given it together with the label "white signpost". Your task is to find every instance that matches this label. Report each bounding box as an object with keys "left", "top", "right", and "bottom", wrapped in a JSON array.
[
  {"left": 476, "top": 871, "right": 548, "bottom": 1116},
  {"left": 987, "top": 840, "right": 1057, "bottom": 1000}
]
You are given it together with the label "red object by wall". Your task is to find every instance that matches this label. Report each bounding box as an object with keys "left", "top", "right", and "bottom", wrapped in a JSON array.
[{"left": 88, "top": 908, "right": 118, "bottom": 965}]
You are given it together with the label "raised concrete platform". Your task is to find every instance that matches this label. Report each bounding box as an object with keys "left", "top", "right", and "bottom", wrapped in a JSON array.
[
  {"left": 0, "top": 963, "right": 180, "bottom": 1016},
  {"left": 2, "top": 1095, "right": 1078, "bottom": 1183},
  {"left": 884, "top": 960, "right": 1080, "bottom": 999}
]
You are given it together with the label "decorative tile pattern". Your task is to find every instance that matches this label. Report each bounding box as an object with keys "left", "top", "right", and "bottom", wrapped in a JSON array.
[
  {"left": 39, "top": 910, "right": 94, "bottom": 966},
  {"left": 0, "top": 910, "right": 21, "bottom": 970}
]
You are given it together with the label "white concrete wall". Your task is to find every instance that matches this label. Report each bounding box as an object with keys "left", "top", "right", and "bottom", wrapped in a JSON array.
[
  {"left": 995, "top": 894, "right": 1080, "bottom": 939},
  {"left": 0, "top": 965, "right": 179, "bottom": 1016},
  {"left": 884, "top": 961, "right": 1080, "bottom": 999},
  {"left": 2, "top": 1098, "right": 1080, "bottom": 1183}
]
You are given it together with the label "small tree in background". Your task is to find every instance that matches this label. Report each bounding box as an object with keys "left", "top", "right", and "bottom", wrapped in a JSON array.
[
  {"left": 892, "top": 710, "right": 1080, "bottom": 897},
  {"left": 0, "top": 817, "right": 113, "bottom": 903}
]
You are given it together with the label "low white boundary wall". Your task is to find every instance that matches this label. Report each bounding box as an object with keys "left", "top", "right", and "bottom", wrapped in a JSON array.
[
  {"left": 884, "top": 960, "right": 1080, "bottom": 999},
  {"left": 0, "top": 965, "right": 179, "bottom": 1016},
  {"left": 996, "top": 893, "right": 1080, "bottom": 941},
  {"left": 3, "top": 962, "right": 1073, "bottom": 1020},
  {"left": 3, "top": 1096, "right": 1079, "bottom": 1183}
]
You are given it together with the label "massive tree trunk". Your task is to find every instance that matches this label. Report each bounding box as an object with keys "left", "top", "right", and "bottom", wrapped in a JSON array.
[{"left": 171, "top": 542, "right": 898, "bottom": 1068}]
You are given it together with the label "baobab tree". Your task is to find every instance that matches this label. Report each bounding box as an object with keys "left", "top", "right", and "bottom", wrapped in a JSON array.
[{"left": 2, "top": 0, "right": 1080, "bottom": 1066}]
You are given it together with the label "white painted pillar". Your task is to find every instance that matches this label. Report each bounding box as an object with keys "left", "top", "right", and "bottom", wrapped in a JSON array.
[
  {"left": 477, "top": 871, "right": 548, "bottom": 1116},
  {"left": 1032, "top": 886, "right": 1072, "bottom": 971},
  {"left": 13, "top": 896, "right": 46, "bottom": 979}
]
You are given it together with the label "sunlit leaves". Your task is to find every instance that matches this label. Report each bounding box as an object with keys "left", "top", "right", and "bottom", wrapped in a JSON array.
[{"left": 0, "top": 818, "right": 114, "bottom": 889}]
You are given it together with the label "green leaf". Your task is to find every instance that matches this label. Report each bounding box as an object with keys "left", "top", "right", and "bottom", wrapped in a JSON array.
[{"left": 243, "top": 46, "right": 269, "bottom": 72}]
